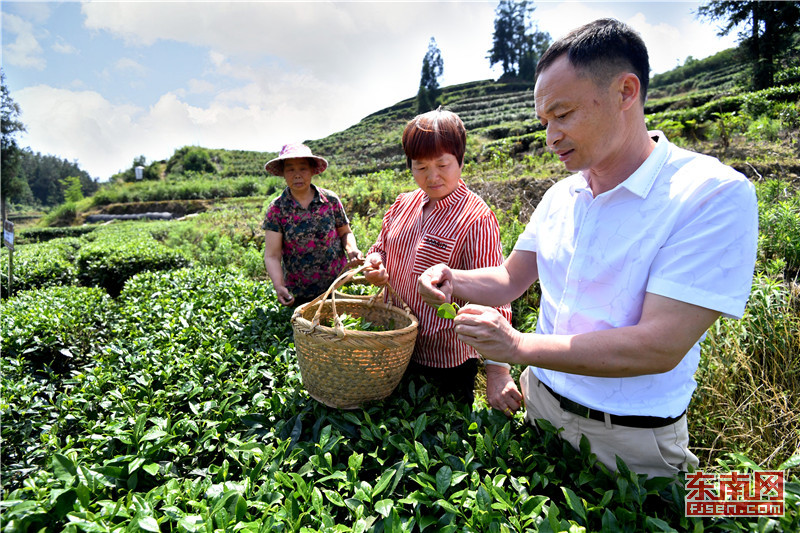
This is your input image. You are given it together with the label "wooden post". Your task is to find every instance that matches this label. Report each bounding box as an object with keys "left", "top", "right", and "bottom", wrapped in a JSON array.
[{"left": 3, "top": 220, "right": 14, "bottom": 295}]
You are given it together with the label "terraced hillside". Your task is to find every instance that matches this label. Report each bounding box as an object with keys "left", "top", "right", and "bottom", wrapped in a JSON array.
[
  {"left": 178, "top": 50, "right": 797, "bottom": 182},
  {"left": 39, "top": 41, "right": 799, "bottom": 229}
]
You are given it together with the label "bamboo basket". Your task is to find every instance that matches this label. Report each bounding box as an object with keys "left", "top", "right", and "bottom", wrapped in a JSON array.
[
  {"left": 333, "top": 275, "right": 382, "bottom": 300},
  {"left": 291, "top": 265, "right": 418, "bottom": 409}
]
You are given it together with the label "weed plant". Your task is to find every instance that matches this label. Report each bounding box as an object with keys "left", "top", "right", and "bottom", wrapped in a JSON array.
[
  {"left": 756, "top": 180, "right": 800, "bottom": 278},
  {"left": 692, "top": 274, "right": 800, "bottom": 468}
]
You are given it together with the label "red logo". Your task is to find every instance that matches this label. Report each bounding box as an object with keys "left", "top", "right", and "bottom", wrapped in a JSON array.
[{"left": 685, "top": 471, "right": 785, "bottom": 517}]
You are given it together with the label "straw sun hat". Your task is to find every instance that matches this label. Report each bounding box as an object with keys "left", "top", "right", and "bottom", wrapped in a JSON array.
[{"left": 264, "top": 143, "right": 329, "bottom": 176}]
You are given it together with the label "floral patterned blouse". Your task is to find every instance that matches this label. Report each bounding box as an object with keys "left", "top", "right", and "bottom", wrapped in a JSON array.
[{"left": 262, "top": 185, "right": 349, "bottom": 302}]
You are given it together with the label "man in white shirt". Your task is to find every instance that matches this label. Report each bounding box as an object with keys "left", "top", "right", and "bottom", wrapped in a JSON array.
[{"left": 417, "top": 18, "right": 758, "bottom": 478}]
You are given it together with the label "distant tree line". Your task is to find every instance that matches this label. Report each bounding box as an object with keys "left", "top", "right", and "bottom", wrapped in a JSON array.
[{"left": 13, "top": 149, "right": 99, "bottom": 208}]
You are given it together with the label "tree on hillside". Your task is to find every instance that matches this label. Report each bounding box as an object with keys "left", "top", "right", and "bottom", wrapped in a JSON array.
[
  {"left": 417, "top": 37, "right": 444, "bottom": 113},
  {"left": 1, "top": 70, "right": 28, "bottom": 221},
  {"left": 488, "top": 0, "right": 551, "bottom": 81},
  {"left": 16, "top": 149, "right": 98, "bottom": 207},
  {"left": 697, "top": 1, "right": 800, "bottom": 90},
  {"left": 61, "top": 176, "right": 84, "bottom": 203}
]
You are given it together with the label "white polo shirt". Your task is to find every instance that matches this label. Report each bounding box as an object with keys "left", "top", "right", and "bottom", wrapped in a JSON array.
[{"left": 514, "top": 132, "right": 758, "bottom": 417}]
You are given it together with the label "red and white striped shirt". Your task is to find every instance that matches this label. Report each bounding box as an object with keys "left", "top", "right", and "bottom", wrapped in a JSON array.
[{"left": 368, "top": 180, "right": 512, "bottom": 368}]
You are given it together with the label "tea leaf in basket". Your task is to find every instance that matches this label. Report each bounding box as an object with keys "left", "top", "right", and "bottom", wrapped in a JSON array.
[
  {"left": 331, "top": 313, "right": 390, "bottom": 332},
  {"left": 437, "top": 302, "right": 460, "bottom": 320}
]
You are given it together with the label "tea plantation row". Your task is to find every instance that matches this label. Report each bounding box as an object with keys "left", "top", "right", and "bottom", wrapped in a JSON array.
[{"left": 1, "top": 223, "right": 798, "bottom": 531}]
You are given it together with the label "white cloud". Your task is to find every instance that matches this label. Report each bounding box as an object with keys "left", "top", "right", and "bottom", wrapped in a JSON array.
[
  {"left": 80, "top": 1, "right": 496, "bottom": 84},
  {"left": 114, "top": 57, "right": 148, "bottom": 77},
  {"left": 187, "top": 78, "right": 215, "bottom": 94},
  {"left": 9, "top": 1, "right": 743, "bottom": 183},
  {"left": 2, "top": 13, "right": 46, "bottom": 69},
  {"left": 13, "top": 79, "right": 359, "bottom": 180},
  {"left": 52, "top": 38, "right": 78, "bottom": 55},
  {"left": 15, "top": 85, "right": 140, "bottom": 177}
]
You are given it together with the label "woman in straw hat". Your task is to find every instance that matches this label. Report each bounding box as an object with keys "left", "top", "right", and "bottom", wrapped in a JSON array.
[
  {"left": 363, "top": 109, "right": 511, "bottom": 404},
  {"left": 262, "top": 143, "right": 363, "bottom": 306}
]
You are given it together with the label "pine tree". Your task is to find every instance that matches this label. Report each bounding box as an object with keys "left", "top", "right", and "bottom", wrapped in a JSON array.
[
  {"left": 488, "top": 0, "right": 551, "bottom": 81},
  {"left": 417, "top": 37, "right": 444, "bottom": 114}
]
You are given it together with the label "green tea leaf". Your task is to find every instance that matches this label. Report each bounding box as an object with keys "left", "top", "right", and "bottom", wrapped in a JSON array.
[
  {"left": 561, "top": 486, "right": 587, "bottom": 522},
  {"left": 436, "top": 302, "right": 460, "bottom": 320},
  {"left": 375, "top": 499, "right": 394, "bottom": 517},
  {"left": 435, "top": 465, "right": 452, "bottom": 495},
  {"left": 52, "top": 454, "right": 78, "bottom": 482}
]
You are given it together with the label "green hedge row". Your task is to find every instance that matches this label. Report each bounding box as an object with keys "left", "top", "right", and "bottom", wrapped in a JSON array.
[
  {"left": 1, "top": 224, "right": 191, "bottom": 298},
  {"left": 17, "top": 225, "right": 98, "bottom": 244},
  {"left": 90, "top": 177, "right": 281, "bottom": 207},
  {"left": 76, "top": 228, "right": 191, "bottom": 297},
  {"left": 646, "top": 83, "right": 800, "bottom": 126},
  {"left": 1, "top": 239, "right": 81, "bottom": 297}
]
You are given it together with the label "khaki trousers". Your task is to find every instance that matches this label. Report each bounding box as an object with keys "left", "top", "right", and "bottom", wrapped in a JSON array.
[{"left": 520, "top": 369, "right": 699, "bottom": 478}]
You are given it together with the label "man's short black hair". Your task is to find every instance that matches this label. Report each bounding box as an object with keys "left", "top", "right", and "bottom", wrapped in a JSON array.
[{"left": 536, "top": 18, "right": 650, "bottom": 103}]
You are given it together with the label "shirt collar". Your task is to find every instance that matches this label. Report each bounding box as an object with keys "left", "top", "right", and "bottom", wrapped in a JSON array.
[
  {"left": 617, "top": 131, "right": 670, "bottom": 199},
  {"left": 573, "top": 131, "right": 670, "bottom": 199},
  {"left": 422, "top": 179, "right": 468, "bottom": 209},
  {"left": 280, "top": 183, "right": 327, "bottom": 207}
]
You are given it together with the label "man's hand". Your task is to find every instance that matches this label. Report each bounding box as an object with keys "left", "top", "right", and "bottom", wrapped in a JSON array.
[
  {"left": 454, "top": 304, "right": 521, "bottom": 363},
  {"left": 363, "top": 253, "right": 389, "bottom": 286},
  {"left": 485, "top": 364, "right": 523, "bottom": 417},
  {"left": 418, "top": 263, "right": 454, "bottom": 308}
]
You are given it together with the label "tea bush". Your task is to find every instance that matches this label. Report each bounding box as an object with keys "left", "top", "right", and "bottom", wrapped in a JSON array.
[
  {"left": 75, "top": 226, "right": 192, "bottom": 296},
  {"left": 1, "top": 266, "right": 796, "bottom": 531},
  {"left": 0, "top": 238, "right": 81, "bottom": 297},
  {"left": 0, "top": 284, "right": 113, "bottom": 364},
  {"left": 17, "top": 225, "right": 96, "bottom": 244}
]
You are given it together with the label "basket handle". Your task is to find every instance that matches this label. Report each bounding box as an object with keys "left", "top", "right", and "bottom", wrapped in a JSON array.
[{"left": 307, "top": 264, "right": 414, "bottom": 337}]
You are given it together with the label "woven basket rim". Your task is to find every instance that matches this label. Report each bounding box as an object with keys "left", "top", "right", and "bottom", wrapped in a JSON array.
[{"left": 292, "top": 296, "right": 418, "bottom": 338}]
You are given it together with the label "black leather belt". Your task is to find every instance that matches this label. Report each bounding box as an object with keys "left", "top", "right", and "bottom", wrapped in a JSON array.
[{"left": 540, "top": 381, "right": 685, "bottom": 429}]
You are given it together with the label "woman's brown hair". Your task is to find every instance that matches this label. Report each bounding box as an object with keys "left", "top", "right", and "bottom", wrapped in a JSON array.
[{"left": 402, "top": 108, "right": 466, "bottom": 168}]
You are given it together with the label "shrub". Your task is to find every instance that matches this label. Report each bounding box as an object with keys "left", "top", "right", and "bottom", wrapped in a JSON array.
[
  {"left": 0, "top": 284, "right": 113, "bottom": 364},
  {"left": 0, "top": 238, "right": 81, "bottom": 297},
  {"left": 746, "top": 116, "right": 782, "bottom": 142},
  {"left": 0, "top": 285, "right": 114, "bottom": 491},
  {"left": 40, "top": 201, "right": 78, "bottom": 227},
  {"left": 17, "top": 225, "right": 96, "bottom": 244},
  {"left": 756, "top": 180, "right": 800, "bottom": 277},
  {"left": 113, "top": 266, "right": 290, "bottom": 354},
  {"left": 183, "top": 147, "right": 215, "bottom": 173},
  {"left": 75, "top": 227, "right": 191, "bottom": 296}
]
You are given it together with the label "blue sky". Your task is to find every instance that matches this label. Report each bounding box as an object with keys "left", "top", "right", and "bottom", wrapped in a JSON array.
[{"left": 2, "top": 1, "right": 740, "bottom": 181}]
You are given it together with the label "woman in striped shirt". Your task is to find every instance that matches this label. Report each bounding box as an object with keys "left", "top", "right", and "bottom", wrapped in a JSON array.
[{"left": 364, "top": 108, "right": 512, "bottom": 404}]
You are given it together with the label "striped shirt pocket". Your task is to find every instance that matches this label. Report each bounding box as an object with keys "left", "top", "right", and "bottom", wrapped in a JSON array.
[{"left": 412, "top": 234, "right": 457, "bottom": 276}]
